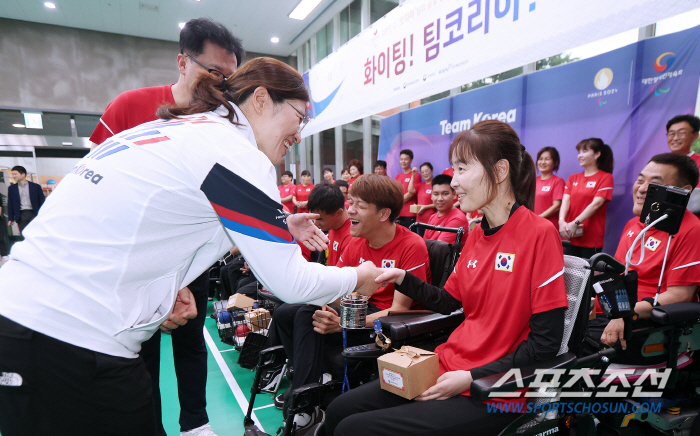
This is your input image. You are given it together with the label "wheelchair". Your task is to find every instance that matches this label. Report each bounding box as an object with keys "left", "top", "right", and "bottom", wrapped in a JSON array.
[
  {"left": 470, "top": 252, "right": 700, "bottom": 436},
  {"left": 245, "top": 223, "right": 466, "bottom": 436}
]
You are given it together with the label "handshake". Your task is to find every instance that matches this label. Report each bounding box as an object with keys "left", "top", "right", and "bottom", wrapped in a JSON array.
[{"left": 353, "top": 261, "right": 407, "bottom": 297}]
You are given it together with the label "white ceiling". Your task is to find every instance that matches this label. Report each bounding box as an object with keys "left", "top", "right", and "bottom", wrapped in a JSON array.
[{"left": 0, "top": 0, "right": 356, "bottom": 57}]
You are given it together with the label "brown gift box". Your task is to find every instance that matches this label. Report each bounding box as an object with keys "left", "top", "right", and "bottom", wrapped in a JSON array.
[
  {"left": 377, "top": 346, "right": 440, "bottom": 399},
  {"left": 244, "top": 308, "right": 271, "bottom": 332},
  {"left": 409, "top": 204, "right": 421, "bottom": 214},
  {"left": 226, "top": 293, "right": 255, "bottom": 311}
]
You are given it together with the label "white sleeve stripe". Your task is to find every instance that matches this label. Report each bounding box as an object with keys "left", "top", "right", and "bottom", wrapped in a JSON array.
[
  {"left": 671, "top": 261, "right": 700, "bottom": 271},
  {"left": 597, "top": 187, "right": 613, "bottom": 191},
  {"left": 538, "top": 268, "right": 565, "bottom": 288},
  {"left": 99, "top": 118, "right": 115, "bottom": 136},
  {"left": 406, "top": 263, "right": 426, "bottom": 272}
]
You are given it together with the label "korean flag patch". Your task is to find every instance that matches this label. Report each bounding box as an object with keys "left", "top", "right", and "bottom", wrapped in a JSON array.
[
  {"left": 542, "top": 186, "right": 551, "bottom": 192},
  {"left": 586, "top": 181, "right": 596, "bottom": 188},
  {"left": 644, "top": 236, "right": 661, "bottom": 252},
  {"left": 495, "top": 253, "right": 515, "bottom": 272},
  {"left": 333, "top": 241, "right": 339, "bottom": 251},
  {"left": 381, "top": 259, "right": 395, "bottom": 268}
]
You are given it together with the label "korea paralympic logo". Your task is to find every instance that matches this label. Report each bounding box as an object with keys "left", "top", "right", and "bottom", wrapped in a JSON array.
[
  {"left": 650, "top": 52, "right": 675, "bottom": 96},
  {"left": 654, "top": 52, "right": 676, "bottom": 72}
]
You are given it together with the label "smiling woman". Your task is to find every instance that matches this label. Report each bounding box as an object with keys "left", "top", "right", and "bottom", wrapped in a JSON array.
[{"left": 0, "top": 56, "right": 382, "bottom": 434}]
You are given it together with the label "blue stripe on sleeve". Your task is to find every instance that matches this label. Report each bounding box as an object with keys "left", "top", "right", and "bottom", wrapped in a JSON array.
[{"left": 219, "top": 216, "right": 296, "bottom": 245}]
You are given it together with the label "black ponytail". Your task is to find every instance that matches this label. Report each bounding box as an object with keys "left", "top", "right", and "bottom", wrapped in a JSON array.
[
  {"left": 575, "top": 138, "right": 614, "bottom": 174},
  {"left": 449, "top": 120, "right": 536, "bottom": 211}
]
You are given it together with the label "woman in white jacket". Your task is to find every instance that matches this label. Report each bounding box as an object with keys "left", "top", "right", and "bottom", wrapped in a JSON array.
[{"left": 0, "top": 57, "right": 380, "bottom": 435}]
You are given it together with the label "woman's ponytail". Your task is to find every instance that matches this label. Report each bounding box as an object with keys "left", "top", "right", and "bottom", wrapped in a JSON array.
[{"left": 515, "top": 148, "right": 536, "bottom": 211}]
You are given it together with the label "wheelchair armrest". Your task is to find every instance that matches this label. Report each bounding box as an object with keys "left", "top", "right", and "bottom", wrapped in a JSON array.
[
  {"left": 650, "top": 302, "right": 700, "bottom": 326},
  {"left": 257, "top": 288, "right": 284, "bottom": 305},
  {"left": 470, "top": 352, "right": 577, "bottom": 401},
  {"left": 380, "top": 310, "right": 465, "bottom": 342}
]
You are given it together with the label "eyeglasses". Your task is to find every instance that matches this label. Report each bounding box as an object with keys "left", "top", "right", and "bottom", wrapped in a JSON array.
[
  {"left": 186, "top": 54, "right": 226, "bottom": 89},
  {"left": 667, "top": 129, "right": 690, "bottom": 139},
  {"left": 286, "top": 100, "right": 311, "bottom": 134}
]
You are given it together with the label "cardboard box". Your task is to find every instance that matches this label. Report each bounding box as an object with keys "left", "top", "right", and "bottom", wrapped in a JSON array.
[
  {"left": 226, "top": 293, "right": 255, "bottom": 311},
  {"left": 244, "top": 308, "right": 271, "bottom": 332},
  {"left": 409, "top": 204, "right": 421, "bottom": 214},
  {"left": 377, "top": 346, "right": 439, "bottom": 399}
]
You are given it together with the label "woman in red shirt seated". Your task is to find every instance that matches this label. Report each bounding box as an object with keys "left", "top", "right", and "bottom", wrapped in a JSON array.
[
  {"left": 535, "top": 147, "right": 565, "bottom": 229},
  {"left": 558, "top": 138, "right": 614, "bottom": 259},
  {"left": 324, "top": 120, "right": 568, "bottom": 436}
]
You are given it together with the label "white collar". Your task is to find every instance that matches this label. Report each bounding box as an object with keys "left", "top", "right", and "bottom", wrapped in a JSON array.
[
  {"left": 688, "top": 151, "right": 696, "bottom": 157},
  {"left": 226, "top": 104, "right": 257, "bottom": 149}
]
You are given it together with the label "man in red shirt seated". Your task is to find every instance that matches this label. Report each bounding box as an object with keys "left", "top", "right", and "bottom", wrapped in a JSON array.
[
  {"left": 308, "top": 184, "right": 352, "bottom": 267},
  {"left": 589, "top": 153, "right": 700, "bottom": 363},
  {"left": 423, "top": 174, "right": 468, "bottom": 244},
  {"left": 279, "top": 171, "right": 296, "bottom": 213},
  {"left": 267, "top": 175, "right": 430, "bottom": 431}
]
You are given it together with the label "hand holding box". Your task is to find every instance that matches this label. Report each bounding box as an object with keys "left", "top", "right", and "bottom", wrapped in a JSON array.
[{"left": 377, "top": 346, "right": 439, "bottom": 399}]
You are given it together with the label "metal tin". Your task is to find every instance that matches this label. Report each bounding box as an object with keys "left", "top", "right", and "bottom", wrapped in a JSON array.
[{"left": 339, "top": 295, "right": 368, "bottom": 329}]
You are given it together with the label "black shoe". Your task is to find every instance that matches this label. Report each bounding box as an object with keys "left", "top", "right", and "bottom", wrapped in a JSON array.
[{"left": 293, "top": 407, "right": 324, "bottom": 436}]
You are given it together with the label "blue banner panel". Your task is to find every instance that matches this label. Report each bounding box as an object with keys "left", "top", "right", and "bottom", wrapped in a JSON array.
[{"left": 379, "top": 25, "right": 700, "bottom": 253}]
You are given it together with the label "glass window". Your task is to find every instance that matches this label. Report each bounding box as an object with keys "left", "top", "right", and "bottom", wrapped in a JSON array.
[
  {"left": 370, "top": 0, "right": 399, "bottom": 24},
  {"left": 316, "top": 21, "right": 334, "bottom": 62},
  {"left": 340, "top": 0, "right": 362, "bottom": 45},
  {"left": 343, "top": 121, "right": 364, "bottom": 168},
  {"left": 420, "top": 90, "right": 450, "bottom": 105},
  {"left": 319, "top": 128, "right": 336, "bottom": 180}
]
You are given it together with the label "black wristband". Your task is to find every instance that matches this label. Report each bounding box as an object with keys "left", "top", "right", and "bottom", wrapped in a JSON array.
[{"left": 642, "top": 297, "right": 659, "bottom": 307}]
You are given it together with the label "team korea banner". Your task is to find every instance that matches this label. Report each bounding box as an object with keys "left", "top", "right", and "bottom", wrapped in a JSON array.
[{"left": 301, "top": 0, "right": 699, "bottom": 137}]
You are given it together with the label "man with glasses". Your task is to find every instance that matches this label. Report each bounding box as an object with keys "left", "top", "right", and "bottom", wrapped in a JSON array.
[
  {"left": 666, "top": 115, "right": 700, "bottom": 186},
  {"left": 89, "top": 18, "right": 243, "bottom": 436}
]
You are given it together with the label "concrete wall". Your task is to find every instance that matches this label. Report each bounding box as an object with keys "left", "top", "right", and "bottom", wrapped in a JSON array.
[{"left": 0, "top": 18, "right": 295, "bottom": 115}]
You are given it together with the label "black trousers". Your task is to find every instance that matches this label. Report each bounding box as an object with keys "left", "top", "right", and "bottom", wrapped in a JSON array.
[
  {"left": 17, "top": 210, "right": 36, "bottom": 234},
  {"left": 324, "top": 380, "right": 519, "bottom": 436},
  {"left": 564, "top": 245, "right": 601, "bottom": 260},
  {"left": 140, "top": 271, "right": 210, "bottom": 434},
  {"left": 267, "top": 304, "right": 377, "bottom": 411},
  {"left": 0, "top": 315, "right": 156, "bottom": 436},
  {"left": 0, "top": 216, "right": 8, "bottom": 256}
]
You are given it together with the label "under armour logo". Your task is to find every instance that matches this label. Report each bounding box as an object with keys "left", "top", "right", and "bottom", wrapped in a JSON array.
[
  {"left": 467, "top": 260, "right": 478, "bottom": 268},
  {"left": 627, "top": 231, "right": 634, "bottom": 237}
]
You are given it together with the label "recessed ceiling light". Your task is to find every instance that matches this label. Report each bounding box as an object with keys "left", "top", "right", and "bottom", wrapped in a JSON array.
[
  {"left": 271, "top": 37, "right": 280, "bottom": 43},
  {"left": 23, "top": 113, "right": 43, "bottom": 129},
  {"left": 13, "top": 124, "right": 26, "bottom": 128},
  {"left": 179, "top": 22, "right": 186, "bottom": 29},
  {"left": 289, "top": 0, "right": 323, "bottom": 20},
  {"left": 44, "top": 2, "right": 56, "bottom": 9},
  {"left": 62, "top": 142, "right": 73, "bottom": 145}
]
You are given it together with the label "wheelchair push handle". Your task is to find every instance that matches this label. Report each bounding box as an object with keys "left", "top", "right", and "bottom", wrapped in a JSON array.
[
  {"left": 589, "top": 253, "right": 625, "bottom": 274},
  {"left": 409, "top": 222, "right": 464, "bottom": 234}
]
